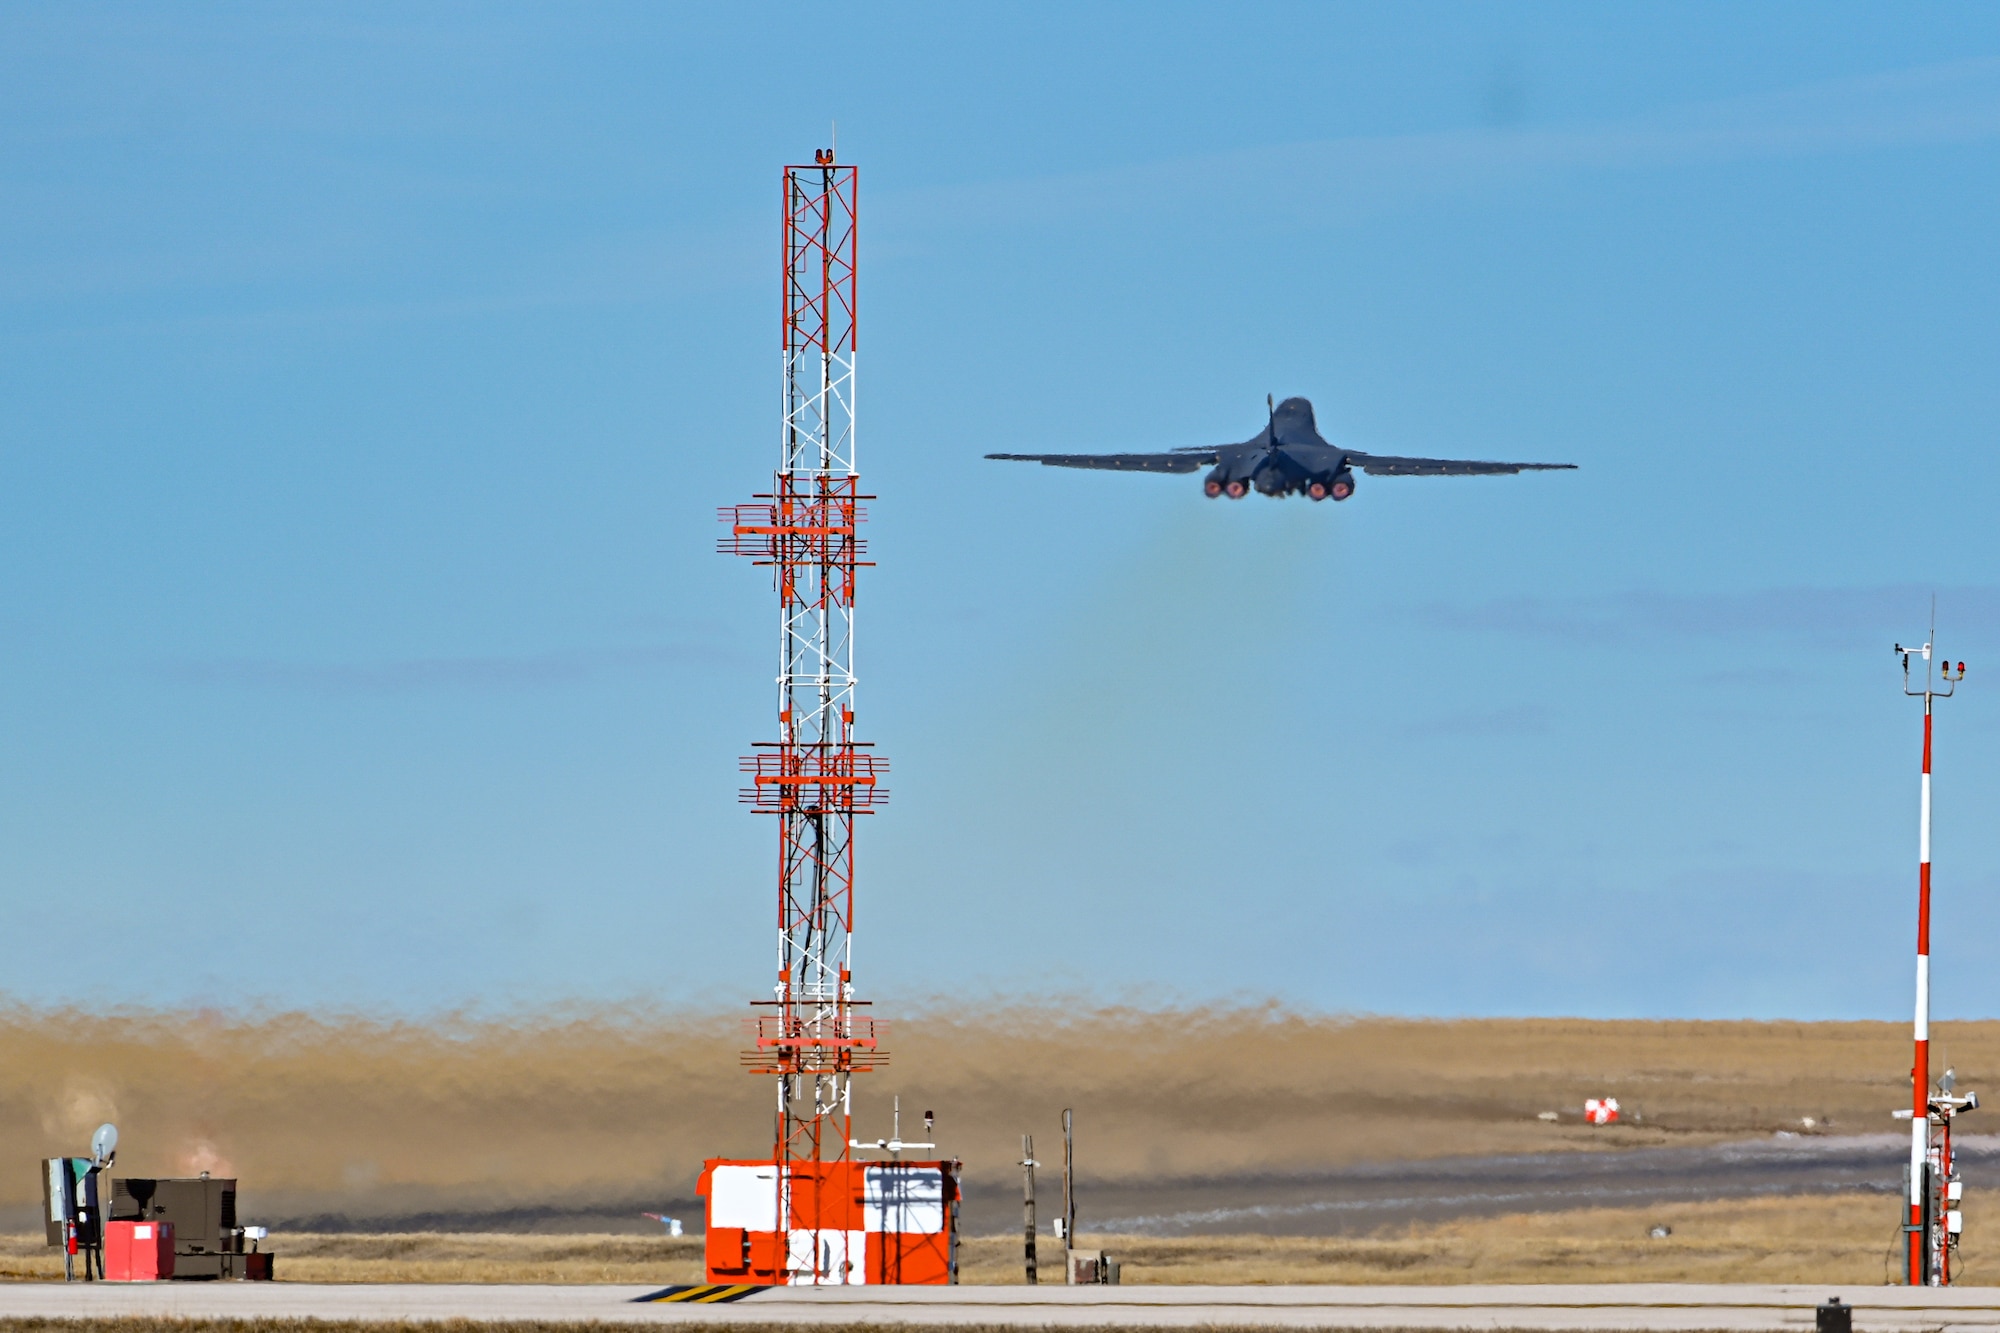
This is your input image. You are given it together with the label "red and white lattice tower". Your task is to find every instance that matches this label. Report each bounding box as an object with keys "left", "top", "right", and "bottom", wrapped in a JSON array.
[{"left": 714, "top": 150, "right": 892, "bottom": 1284}]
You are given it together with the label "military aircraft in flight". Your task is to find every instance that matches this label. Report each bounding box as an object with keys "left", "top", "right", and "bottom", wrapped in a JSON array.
[{"left": 986, "top": 396, "right": 1575, "bottom": 500}]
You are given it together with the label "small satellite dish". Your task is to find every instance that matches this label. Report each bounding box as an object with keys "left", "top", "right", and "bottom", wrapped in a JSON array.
[{"left": 90, "top": 1123, "right": 118, "bottom": 1167}]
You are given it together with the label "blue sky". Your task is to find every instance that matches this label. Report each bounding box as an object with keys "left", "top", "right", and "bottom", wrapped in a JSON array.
[{"left": 3, "top": 4, "right": 1999, "bottom": 1019}]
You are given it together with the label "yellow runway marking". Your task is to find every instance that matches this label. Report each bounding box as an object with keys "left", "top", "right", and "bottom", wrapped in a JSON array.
[{"left": 636, "top": 1283, "right": 763, "bottom": 1304}]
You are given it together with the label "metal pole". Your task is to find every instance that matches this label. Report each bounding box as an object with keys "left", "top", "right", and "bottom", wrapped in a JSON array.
[
  {"left": 1062, "top": 1108, "right": 1075, "bottom": 1281},
  {"left": 1941, "top": 1117, "right": 1955, "bottom": 1283},
  {"left": 1021, "top": 1135, "right": 1037, "bottom": 1285}
]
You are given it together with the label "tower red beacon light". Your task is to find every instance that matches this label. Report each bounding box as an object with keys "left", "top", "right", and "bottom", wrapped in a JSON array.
[
  {"left": 699, "top": 149, "right": 960, "bottom": 1288},
  {"left": 1893, "top": 612, "right": 1974, "bottom": 1286}
]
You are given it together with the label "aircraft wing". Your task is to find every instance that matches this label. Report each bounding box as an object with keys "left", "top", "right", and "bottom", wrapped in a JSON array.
[
  {"left": 985, "top": 451, "right": 1217, "bottom": 473},
  {"left": 1346, "top": 452, "right": 1576, "bottom": 477}
]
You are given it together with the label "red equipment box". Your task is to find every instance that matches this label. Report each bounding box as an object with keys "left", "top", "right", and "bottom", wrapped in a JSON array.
[{"left": 104, "top": 1220, "right": 175, "bottom": 1281}]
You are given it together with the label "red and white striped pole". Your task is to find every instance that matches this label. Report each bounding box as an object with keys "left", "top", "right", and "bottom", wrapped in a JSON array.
[
  {"left": 1898, "top": 628, "right": 1964, "bottom": 1286},
  {"left": 1909, "top": 688, "right": 1932, "bottom": 1286}
]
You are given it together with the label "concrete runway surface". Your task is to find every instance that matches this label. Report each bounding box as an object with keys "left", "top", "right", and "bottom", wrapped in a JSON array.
[{"left": 3, "top": 1283, "right": 2000, "bottom": 1329}]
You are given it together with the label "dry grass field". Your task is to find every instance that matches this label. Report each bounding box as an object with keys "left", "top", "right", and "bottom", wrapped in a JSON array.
[
  {"left": 0, "top": 1193, "right": 1933, "bottom": 1286},
  {"left": 0, "top": 1320, "right": 1624, "bottom": 1328},
  {"left": 0, "top": 1324, "right": 1662, "bottom": 1333},
  {"left": 0, "top": 1004, "right": 1986, "bottom": 1231},
  {"left": 0, "top": 1324, "right": 1781, "bottom": 1333}
]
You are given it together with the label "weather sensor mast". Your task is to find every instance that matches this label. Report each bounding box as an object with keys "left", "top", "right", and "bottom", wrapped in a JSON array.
[{"left": 1894, "top": 617, "right": 1973, "bottom": 1286}]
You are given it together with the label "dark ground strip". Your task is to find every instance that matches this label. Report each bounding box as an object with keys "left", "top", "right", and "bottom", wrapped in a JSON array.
[
  {"left": 962, "top": 1133, "right": 2000, "bottom": 1237},
  {"left": 225, "top": 1133, "right": 1999, "bottom": 1239}
]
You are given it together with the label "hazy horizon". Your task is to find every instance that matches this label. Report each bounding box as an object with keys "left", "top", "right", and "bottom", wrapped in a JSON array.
[{"left": 5, "top": 1001, "right": 1982, "bottom": 1236}]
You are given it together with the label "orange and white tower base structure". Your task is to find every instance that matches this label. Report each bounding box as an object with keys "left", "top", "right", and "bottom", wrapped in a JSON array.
[
  {"left": 1895, "top": 627, "right": 1973, "bottom": 1286},
  {"left": 705, "top": 149, "right": 959, "bottom": 1286}
]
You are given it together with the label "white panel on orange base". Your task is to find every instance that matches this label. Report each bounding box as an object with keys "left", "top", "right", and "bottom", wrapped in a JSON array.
[
  {"left": 864, "top": 1166, "right": 944, "bottom": 1233},
  {"left": 787, "top": 1228, "right": 868, "bottom": 1284},
  {"left": 708, "top": 1165, "right": 779, "bottom": 1231}
]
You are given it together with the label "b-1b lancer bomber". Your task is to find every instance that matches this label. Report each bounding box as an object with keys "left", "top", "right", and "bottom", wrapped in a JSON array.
[{"left": 987, "top": 396, "right": 1576, "bottom": 501}]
